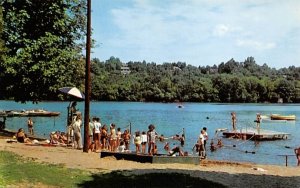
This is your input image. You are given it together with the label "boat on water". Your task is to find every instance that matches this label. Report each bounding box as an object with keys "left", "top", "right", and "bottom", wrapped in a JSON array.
[
  {"left": 25, "top": 109, "right": 60, "bottom": 117},
  {"left": 270, "top": 114, "right": 296, "bottom": 121},
  {"left": 2, "top": 109, "right": 60, "bottom": 117}
]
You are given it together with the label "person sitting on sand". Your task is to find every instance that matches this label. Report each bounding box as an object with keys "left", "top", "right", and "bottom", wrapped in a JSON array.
[
  {"left": 50, "top": 131, "right": 59, "bottom": 144},
  {"left": 16, "top": 128, "right": 31, "bottom": 143},
  {"left": 60, "top": 132, "right": 68, "bottom": 144},
  {"left": 118, "top": 141, "right": 126, "bottom": 152}
]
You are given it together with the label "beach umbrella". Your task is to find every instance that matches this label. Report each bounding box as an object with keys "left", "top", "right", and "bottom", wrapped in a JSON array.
[{"left": 59, "top": 87, "right": 85, "bottom": 99}]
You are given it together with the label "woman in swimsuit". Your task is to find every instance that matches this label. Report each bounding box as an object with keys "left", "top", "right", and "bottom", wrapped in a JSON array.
[{"left": 16, "top": 128, "right": 31, "bottom": 143}]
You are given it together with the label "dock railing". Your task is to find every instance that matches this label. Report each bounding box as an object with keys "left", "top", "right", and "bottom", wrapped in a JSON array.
[{"left": 277, "top": 154, "right": 298, "bottom": 167}]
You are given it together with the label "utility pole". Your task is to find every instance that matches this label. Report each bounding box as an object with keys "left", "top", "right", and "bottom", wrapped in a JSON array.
[{"left": 83, "top": 0, "right": 91, "bottom": 152}]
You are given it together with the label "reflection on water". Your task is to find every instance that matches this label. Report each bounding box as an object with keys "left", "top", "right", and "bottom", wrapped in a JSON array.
[{"left": 1, "top": 101, "right": 299, "bottom": 166}]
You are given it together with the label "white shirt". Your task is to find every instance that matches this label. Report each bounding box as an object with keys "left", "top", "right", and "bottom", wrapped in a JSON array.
[
  {"left": 93, "top": 121, "right": 101, "bottom": 134},
  {"left": 118, "top": 145, "right": 125, "bottom": 152},
  {"left": 204, "top": 131, "right": 208, "bottom": 141},
  {"left": 72, "top": 119, "right": 82, "bottom": 133},
  {"left": 141, "top": 134, "right": 147, "bottom": 142},
  {"left": 199, "top": 134, "right": 204, "bottom": 145}
]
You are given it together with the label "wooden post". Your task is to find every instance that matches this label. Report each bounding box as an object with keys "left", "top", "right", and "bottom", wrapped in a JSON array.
[
  {"left": 83, "top": 0, "right": 91, "bottom": 152},
  {"left": 129, "top": 122, "right": 132, "bottom": 135}
]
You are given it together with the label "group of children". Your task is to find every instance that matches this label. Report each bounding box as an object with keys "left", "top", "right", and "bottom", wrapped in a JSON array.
[{"left": 86, "top": 119, "right": 187, "bottom": 156}]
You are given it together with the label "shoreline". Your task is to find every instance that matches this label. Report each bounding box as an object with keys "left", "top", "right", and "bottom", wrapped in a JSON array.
[{"left": 1, "top": 137, "right": 300, "bottom": 187}]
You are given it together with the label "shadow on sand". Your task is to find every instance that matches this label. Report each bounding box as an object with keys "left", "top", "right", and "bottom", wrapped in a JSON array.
[{"left": 77, "top": 169, "right": 300, "bottom": 188}]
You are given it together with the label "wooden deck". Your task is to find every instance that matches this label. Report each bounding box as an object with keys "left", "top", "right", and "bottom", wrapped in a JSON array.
[
  {"left": 100, "top": 151, "right": 200, "bottom": 165},
  {"left": 222, "top": 128, "right": 290, "bottom": 141}
]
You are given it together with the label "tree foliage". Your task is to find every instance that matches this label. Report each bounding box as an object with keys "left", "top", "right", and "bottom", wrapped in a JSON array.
[
  {"left": 90, "top": 57, "right": 300, "bottom": 103},
  {"left": 0, "top": 0, "right": 86, "bottom": 102},
  {"left": 0, "top": 1, "right": 299, "bottom": 103}
]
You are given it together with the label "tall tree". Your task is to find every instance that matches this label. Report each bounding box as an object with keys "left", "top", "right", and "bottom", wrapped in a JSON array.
[
  {"left": 0, "top": 0, "right": 86, "bottom": 102},
  {"left": 0, "top": 6, "right": 5, "bottom": 62}
]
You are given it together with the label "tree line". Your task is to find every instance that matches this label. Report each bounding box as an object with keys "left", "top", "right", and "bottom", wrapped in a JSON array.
[
  {"left": 90, "top": 57, "right": 300, "bottom": 103},
  {"left": 0, "top": 1, "right": 299, "bottom": 103}
]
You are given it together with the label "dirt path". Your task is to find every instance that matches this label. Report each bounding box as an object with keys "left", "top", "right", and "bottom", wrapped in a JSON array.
[{"left": 1, "top": 139, "right": 300, "bottom": 187}]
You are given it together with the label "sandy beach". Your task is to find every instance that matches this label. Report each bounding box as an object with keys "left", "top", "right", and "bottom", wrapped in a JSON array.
[{"left": 1, "top": 138, "right": 300, "bottom": 188}]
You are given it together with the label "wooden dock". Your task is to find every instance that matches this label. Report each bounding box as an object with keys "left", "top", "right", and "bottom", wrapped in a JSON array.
[
  {"left": 222, "top": 128, "right": 290, "bottom": 141},
  {"left": 100, "top": 151, "right": 200, "bottom": 165}
]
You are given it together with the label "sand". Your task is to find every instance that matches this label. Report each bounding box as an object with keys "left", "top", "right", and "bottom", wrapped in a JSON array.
[{"left": 1, "top": 139, "right": 300, "bottom": 188}]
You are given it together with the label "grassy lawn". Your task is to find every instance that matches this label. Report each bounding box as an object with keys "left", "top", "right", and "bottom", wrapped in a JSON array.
[
  {"left": 0, "top": 150, "right": 226, "bottom": 188},
  {"left": 0, "top": 151, "right": 92, "bottom": 187}
]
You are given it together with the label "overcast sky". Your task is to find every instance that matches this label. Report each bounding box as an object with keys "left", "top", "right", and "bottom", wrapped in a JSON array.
[{"left": 90, "top": 0, "right": 300, "bottom": 68}]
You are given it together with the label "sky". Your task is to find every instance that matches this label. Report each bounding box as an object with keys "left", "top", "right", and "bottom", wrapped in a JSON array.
[{"left": 90, "top": 0, "right": 300, "bottom": 69}]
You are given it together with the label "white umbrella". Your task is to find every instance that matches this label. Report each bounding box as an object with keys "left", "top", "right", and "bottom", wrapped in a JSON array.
[{"left": 59, "top": 87, "right": 85, "bottom": 99}]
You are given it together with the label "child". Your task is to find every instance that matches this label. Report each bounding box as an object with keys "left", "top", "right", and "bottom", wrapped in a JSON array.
[
  {"left": 118, "top": 141, "right": 125, "bottom": 152},
  {"left": 147, "top": 124, "right": 157, "bottom": 155},
  {"left": 141, "top": 131, "right": 147, "bottom": 154},
  {"left": 134, "top": 131, "right": 142, "bottom": 153}
]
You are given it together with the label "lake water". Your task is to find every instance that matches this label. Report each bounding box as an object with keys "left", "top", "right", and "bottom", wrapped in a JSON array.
[{"left": 1, "top": 101, "right": 299, "bottom": 166}]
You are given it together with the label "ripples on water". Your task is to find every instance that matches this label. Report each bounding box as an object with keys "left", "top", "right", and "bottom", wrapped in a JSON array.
[{"left": 1, "top": 101, "right": 299, "bottom": 166}]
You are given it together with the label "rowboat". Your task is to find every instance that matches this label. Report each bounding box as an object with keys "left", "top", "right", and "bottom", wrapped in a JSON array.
[{"left": 270, "top": 114, "right": 296, "bottom": 121}]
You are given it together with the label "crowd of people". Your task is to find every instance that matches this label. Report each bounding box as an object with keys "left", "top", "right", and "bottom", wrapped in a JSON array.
[
  {"left": 15, "top": 111, "right": 292, "bottom": 162},
  {"left": 87, "top": 120, "right": 186, "bottom": 156}
]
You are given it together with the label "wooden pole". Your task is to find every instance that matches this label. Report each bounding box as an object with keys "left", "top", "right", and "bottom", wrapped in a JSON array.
[{"left": 83, "top": 0, "right": 91, "bottom": 152}]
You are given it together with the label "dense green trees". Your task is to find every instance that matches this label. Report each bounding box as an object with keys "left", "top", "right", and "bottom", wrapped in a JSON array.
[
  {"left": 90, "top": 57, "right": 300, "bottom": 103},
  {"left": 0, "top": 1, "right": 299, "bottom": 103},
  {"left": 0, "top": 0, "right": 86, "bottom": 102},
  {"left": 0, "top": 6, "right": 5, "bottom": 63}
]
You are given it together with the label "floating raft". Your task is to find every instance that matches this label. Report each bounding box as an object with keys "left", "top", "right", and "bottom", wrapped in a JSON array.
[
  {"left": 0, "top": 110, "right": 60, "bottom": 117},
  {"left": 100, "top": 151, "right": 200, "bottom": 165},
  {"left": 222, "top": 128, "right": 290, "bottom": 141}
]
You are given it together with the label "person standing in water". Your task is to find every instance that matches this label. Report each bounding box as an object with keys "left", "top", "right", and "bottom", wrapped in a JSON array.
[
  {"left": 231, "top": 112, "right": 237, "bottom": 131},
  {"left": 27, "top": 117, "right": 34, "bottom": 135},
  {"left": 256, "top": 113, "right": 262, "bottom": 135}
]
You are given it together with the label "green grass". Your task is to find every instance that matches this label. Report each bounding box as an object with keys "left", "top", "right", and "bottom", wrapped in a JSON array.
[
  {"left": 0, "top": 151, "right": 226, "bottom": 188},
  {"left": 0, "top": 151, "right": 92, "bottom": 187}
]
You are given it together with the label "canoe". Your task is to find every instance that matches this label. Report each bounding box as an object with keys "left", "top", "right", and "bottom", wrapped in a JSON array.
[{"left": 270, "top": 114, "right": 296, "bottom": 121}]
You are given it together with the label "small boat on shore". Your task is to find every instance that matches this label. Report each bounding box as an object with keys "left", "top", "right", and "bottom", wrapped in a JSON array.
[{"left": 270, "top": 114, "right": 296, "bottom": 121}]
